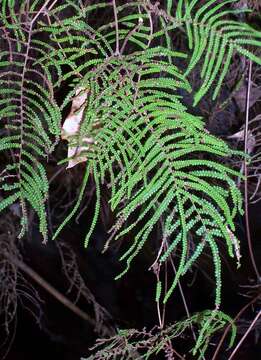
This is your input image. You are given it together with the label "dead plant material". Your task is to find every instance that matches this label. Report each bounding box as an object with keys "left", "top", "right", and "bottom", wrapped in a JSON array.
[{"left": 57, "top": 241, "right": 115, "bottom": 335}]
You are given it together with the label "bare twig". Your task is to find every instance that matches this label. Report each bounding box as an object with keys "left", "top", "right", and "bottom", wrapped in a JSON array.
[
  {"left": 169, "top": 255, "right": 206, "bottom": 360},
  {"left": 120, "top": 20, "right": 142, "bottom": 55},
  {"left": 244, "top": 60, "right": 261, "bottom": 280},
  {"left": 112, "top": 0, "right": 120, "bottom": 55},
  {"left": 212, "top": 293, "right": 260, "bottom": 360},
  {"left": 227, "top": 310, "right": 261, "bottom": 360},
  {"left": 31, "top": 0, "right": 53, "bottom": 25},
  {"left": 57, "top": 241, "right": 113, "bottom": 334},
  {"left": 4, "top": 253, "right": 114, "bottom": 337}
]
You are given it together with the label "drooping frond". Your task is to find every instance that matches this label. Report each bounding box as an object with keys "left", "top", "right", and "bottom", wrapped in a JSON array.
[
  {"left": 175, "top": 0, "right": 261, "bottom": 104},
  {"left": 0, "top": 0, "right": 61, "bottom": 240},
  {"left": 42, "top": 0, "right": 250, "bottom": 309},
  {"left": 83, "top": 309, "right": 237, "bottom": 360},
  {"left": 1, "top": 0, "right": 261, "bottom": 312}
]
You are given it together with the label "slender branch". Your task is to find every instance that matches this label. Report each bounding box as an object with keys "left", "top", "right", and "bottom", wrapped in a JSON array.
[
  {"left": 169, "top": 255, "right": 206, "bottom": 360},
  {"left": 244, "top": 60, "right": 261, "bottom": 280},
  {"left": 112, "top": 0, "right": 120, "bottom": 55},
  {"left": 5, "top": 253, "right": 114, "bottom": 337},
  {"left": 31, "top": 0, "right": 53, "bottom": 25},
  {"left": 227, "top": 310, "right": 261, "bottom": 360},
  {"left": 212, "top": 294, "right": 260, "bottom": 360},
  {"left": 120, "top": 20, "right": 142, "bottom": 55}
]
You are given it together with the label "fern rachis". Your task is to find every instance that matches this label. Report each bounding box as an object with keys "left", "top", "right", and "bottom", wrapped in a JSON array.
[{"left": 1, "top": 1, "right": 261, "bottom": 357}]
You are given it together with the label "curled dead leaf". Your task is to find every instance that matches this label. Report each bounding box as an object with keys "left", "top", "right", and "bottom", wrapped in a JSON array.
[{"left": 62, "top": 87, "right": 94, "bottom": 168}]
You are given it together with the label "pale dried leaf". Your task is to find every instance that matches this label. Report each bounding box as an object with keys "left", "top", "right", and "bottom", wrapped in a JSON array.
[{"left": 61, "top": 87, "right": 94, "bottom": 168}]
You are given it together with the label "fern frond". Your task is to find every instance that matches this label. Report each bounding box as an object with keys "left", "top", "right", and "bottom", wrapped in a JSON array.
[
  {"left": 176, "top": 0, "right": 261, "bottom": 104},
  {"left": 2, "top": 0, "right": 260, "bottom": 315},
  {"left": 0, "top": 1, "right": 61, "bottom": 240},
  {"left": 36, "top": 0, "right": 250, "bottom": 309},
  {"left": 83, "top": 309, "right": 236, "bottom": 360}
]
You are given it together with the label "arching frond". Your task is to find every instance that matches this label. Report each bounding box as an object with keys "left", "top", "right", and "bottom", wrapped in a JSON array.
[
  {"left": 176, "top": 0, "right": 261, "bottom": 104},
  {"left": 1, "top": 0, "right": 261, "bottom": 312},
  {"left": 44, "top": 0, "right": 248, "bottom": 309},
  {"left": 0, "top": 0, "right": 61, "bottom": 241}
]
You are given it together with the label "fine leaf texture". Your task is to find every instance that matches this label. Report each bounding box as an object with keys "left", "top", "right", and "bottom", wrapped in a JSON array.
[
  {"left": 0, "top": 0, "right": 61, "bottom": 241},
  {"left": 0, "top": 0, "right": 261, "bottom": 310}
]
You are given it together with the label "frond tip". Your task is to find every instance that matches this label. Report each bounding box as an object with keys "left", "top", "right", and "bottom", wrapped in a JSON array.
[
  {"left": 1, "top": 0, "right": 261, "bottom": 312},
  {"left": 176, "top": 0, "right": 261, "bottom": 104},
  {"left": 0, "top": 0, "right": 61, "bottom": 241}
]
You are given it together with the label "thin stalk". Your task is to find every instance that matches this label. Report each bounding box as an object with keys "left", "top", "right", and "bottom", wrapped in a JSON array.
[
  {"left": 212, "top": 294, "right": 260, "bottom": 360},
  {"left": 5, "top": 253, "right": 114, "bottom": 336},
  {"left": 244, "top": 60, "right": 261, "bottom": 280},
  {"left": 227, "top": 310, "right": 261, "bottom": 360},
  {"left": 169, "top": 255, "right": 206, "bottom": 360},
  {"left": 112, "top": 0, "right": 120, "bottom": 55}
]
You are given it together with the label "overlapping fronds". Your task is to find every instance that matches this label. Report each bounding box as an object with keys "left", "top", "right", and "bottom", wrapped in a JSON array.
[
  {"left": 175, "top": 0, "right": 261, "bottom": 104},
  {"left": 0, "top": 0, "right": 61, "bottom": 241},
  {"left": 1, "top": 0, "right": 261, "bottom": 311},
  {"left": 83, "top": 310, "right": 236, "bottom": 360},
  {"left": 40, "top": 0, "right": 251, "bottom": 309}
]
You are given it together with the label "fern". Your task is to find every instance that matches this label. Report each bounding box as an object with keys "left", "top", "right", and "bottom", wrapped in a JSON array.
[
  {"left": 176, "top": 0, "right": 261, "bottom": 104},
  {"left": 0, "top": 0, "right": 261, "bottom": 348},
  {"left": 83, "top": 309, "right": 237, "bottom": 360},
  {"left": 41, "top": 0, "right": 253, "bottom": 310},
  {"left": 0, "top": 0, "right": 61, "bottom": 241}
]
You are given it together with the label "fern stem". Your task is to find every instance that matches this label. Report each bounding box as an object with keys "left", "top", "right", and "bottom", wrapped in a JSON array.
[
  {"left": 212, "top": 293, "right": 260, "bottom": 360},
  {"left": 52, "top": 163, "right": 91, "bottom": 240},
  {"left": 84, "top": 163, "right": 100, "bottom": 248},
  {"left": 6, "top": 251, "right": 114, "bottom": 336},
  {"left": 169, "top": 256, "right": 199, "bottom": 342},
  {"left": 31, "top": 0, "right": 53, "bottom": 25}
]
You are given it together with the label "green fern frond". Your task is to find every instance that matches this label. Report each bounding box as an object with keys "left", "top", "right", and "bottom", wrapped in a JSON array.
[
  {"left": 176, "top": 0, "right": 261, "bottom": 104},
  {"left": 0, "top": 0, "right": 61, "bottom": 241},
  {"left": 83, "top": 309, "right": 236, "bottom": 360},
  {"left": 36, "top": 0, "right": 251, "bottom": 309},
  {"left": 1, "top": 0, "right": 260, "bottom": 318}
]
